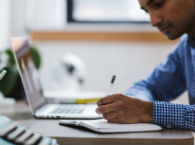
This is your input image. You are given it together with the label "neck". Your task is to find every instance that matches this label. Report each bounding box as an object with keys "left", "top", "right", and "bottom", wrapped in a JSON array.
[
  {"left": 188, "top": 26, "right": 195, "bottom": 40},
  {"left": 188, "top": 15, "right": 195, "bottom": 40}
]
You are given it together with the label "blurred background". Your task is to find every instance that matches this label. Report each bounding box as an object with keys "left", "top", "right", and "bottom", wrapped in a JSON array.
[{"left": 0, "top": 0, "right": 188, "bottom": 104}]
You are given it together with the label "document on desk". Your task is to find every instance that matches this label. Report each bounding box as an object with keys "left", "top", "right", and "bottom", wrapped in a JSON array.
[{"left": 59, "top": 119, "right": 162, "bottom": 133}]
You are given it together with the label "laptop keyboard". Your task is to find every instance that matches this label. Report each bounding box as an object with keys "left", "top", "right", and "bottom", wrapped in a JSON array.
[{"left": 50, "top": 105, "right": 85, "bottom": 114}]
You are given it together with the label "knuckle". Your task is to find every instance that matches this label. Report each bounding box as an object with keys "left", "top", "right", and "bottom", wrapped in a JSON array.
[
  {"left": 98, "top": 99, "right": 104, "bottom": 104},
  {"left": 99, "top": 106, "right": 105, "bottom": 113},
  {"left": 98, "top": 98, "right": 106, "bottom": 105},
  {"left": 117, "top": 101, "right": 124, "bottom": 106}
]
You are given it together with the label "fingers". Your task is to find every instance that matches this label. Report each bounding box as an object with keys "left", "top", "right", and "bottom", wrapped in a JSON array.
[
  {"left": 96, "top": 103, "right": 116, "bottom": 114},
  {"left": 97, "top": 96, "right": 114, "bottom": 106},
  {"left": 97, "top": 94, "right": 122, "bottom": 106},
  {"left": 107, "top": 118, "right": 121, "bottom": 123},
  {"left": 96, "top": 94, "right": 137, "bottom": 124},
  {"left": 96, "top": 94, "right": 126, "bottom": 114},
  {"left": 102, "top": 111, "right": 117, "bottom": 120}
]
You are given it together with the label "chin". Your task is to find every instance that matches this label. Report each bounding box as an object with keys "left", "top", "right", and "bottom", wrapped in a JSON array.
[
  {"left": 166, "top": 33, "right": 182, "bottom": 40},
  {"left": 167, "top": 36, "right": 177, "bottom": 40}
]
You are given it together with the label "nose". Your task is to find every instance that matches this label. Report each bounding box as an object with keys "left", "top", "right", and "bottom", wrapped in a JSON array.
[{"left": 149, "top": 12, "right": 162, "bottom": 27}]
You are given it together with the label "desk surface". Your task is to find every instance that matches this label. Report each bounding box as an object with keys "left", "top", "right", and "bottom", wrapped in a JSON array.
[
  {"left": 1, "top": 101, "right": 193, "bottom": 145},
  {"left": 18, "top": 119, "right": 194, "bottom": 145}
]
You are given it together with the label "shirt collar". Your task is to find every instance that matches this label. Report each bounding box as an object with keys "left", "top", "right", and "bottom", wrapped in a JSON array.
[{"left": 187, "top": 35, "right": 195, "bottom": 48}]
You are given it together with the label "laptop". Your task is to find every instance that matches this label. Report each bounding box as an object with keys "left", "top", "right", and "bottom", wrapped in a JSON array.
[{"left": 11, "top": 37, "right": 102, "bottom": 119}]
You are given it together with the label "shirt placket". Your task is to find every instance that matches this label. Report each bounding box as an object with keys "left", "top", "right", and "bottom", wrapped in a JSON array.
[{"left": 191, "top": 48, "right": 195, "bottom": 103}]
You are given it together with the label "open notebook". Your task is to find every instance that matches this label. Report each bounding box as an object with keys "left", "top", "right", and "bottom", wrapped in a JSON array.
[{"left": 59, "top": 119, "right": 162, "bottom": 133}]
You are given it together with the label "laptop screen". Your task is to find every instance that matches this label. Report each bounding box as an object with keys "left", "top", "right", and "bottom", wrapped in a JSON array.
[{"left": 11, "top": 38, "right": 45, "bottom": 113}]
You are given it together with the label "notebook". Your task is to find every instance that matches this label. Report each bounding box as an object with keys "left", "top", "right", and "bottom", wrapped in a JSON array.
[
  {"left": 59, "top": 119, "right": 162, "bottom": 133},
  {"left": 11, "top": 37, "right": 102, "bottom": 119}
]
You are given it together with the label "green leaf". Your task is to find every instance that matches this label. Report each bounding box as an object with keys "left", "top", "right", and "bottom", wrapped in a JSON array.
[
  {"left": 5, "top": 49, "right": 16, "bottom": 66},
  {"left": 30, "top": 46, "right": 41, "bottom": 69},
  {"left": 0, "top": 66, "right": 19, "bottom": 97}
]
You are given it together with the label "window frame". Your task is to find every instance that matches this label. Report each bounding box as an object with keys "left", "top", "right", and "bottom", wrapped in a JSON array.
[{"left": 66, "top": 0, "right": 149, "bottom": 24}]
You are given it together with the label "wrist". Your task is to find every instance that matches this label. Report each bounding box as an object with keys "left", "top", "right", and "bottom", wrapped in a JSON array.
[{"left": 141, "top": 101, "right": 153, "bottom": 123}]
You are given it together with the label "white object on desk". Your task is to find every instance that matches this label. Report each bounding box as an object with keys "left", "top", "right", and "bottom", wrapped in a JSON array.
[
  {"left": 0, "top": 93, "right": 15, "bottom": 112},
  {"left": 59, "top": 119, "right": 162, "bottom": 133}
]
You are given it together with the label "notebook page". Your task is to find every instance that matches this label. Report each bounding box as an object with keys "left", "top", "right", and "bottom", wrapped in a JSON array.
[{"left": 81, "top": 119, "right": 162, "bottom": 132}]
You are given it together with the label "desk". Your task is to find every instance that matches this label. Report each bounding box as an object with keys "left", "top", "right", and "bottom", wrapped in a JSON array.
[
  {"left": 0, "top": 100, "right": 32, "bottom": 120},
  {"left": 1, "top": 101, "right": 194, "bottom": 145},
  {"left": 17, "top": 119, "right": 193, "bottom": 145}
]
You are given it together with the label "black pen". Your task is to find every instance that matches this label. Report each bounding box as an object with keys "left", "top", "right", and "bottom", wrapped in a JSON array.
[{"left": 107, "top": 75, "right": 116, "bottom": 95}]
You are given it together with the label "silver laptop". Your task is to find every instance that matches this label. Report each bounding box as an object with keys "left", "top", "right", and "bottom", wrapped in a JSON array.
[{"left": 11, "top": 38, "right": 102, "bottom": 119}]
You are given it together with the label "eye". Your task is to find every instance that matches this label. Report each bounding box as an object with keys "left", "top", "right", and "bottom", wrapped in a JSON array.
[
  {"left": 143, "top": 9, "right": 148, "bottom": 13},
  {"left": 141, "top": 7, "right": 148, "bottom": 13},
  {"left": 152, "top": 0, "right": 165, "bottom": 9},
  {"left": 144, "top": 9, "right": 149, "bottom": 13}
]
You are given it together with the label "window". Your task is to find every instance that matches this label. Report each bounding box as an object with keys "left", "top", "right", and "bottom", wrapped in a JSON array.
[{"left": 67, "top": 0, "right": 149, "bottom": 23}]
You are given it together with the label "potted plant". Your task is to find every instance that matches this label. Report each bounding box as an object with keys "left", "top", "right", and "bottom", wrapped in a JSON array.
[{"left": 0, "top": 46, "right": 41, "bottom": 100}]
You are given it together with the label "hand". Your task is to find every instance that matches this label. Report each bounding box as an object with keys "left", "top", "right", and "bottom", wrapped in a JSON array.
[{"left": 96, "top": 94, "right": 153, "bottom": 124}]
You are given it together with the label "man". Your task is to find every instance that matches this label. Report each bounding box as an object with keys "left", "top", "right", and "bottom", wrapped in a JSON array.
[{"left": 96, "top": 0, "right": 195, "bottom": 131}]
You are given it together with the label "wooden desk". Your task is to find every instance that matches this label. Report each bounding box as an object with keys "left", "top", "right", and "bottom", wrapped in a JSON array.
[{"left": 18, "top": 119, "right": 194, "bottom": 145}]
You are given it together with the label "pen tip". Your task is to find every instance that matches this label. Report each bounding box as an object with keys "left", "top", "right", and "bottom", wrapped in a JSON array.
[{"left": 111, "top": 75, "right": 116, "bottom": 84}]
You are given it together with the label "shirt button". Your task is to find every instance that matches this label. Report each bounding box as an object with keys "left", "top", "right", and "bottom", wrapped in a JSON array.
[{"left": 167, "top": 125, "right": 172, "bottom": 128}]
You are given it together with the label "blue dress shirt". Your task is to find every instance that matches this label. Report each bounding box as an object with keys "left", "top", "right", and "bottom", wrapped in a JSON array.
[{"left": 126, "top": 34, "right": 195, "bottom": 131}]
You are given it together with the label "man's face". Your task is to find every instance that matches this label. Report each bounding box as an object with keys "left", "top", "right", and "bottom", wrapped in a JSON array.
[{"left": 139, "top": 0, "right": 195, "bottom": 40}]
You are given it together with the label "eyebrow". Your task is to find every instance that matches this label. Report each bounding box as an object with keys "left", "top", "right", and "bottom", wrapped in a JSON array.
[
  {"left": 140, "top": 0, "right": 154, "bottom": 10},
  {"left": 146, "top": 0, "right": 154, "bottom": 6}
]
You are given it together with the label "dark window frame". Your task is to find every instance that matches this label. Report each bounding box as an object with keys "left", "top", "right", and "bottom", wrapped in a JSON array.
[{"left": 67, "top": 0, "right": 149, "bottom": 24}]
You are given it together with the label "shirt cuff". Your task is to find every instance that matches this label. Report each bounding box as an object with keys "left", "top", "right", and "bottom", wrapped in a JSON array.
[{"left": 153, "top": 101, "right": 186, "bottom": 129}]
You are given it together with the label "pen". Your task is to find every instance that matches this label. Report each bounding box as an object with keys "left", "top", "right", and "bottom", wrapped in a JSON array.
[
  {"left": 0, "top": 70, "right": 7, "bottom": 80},
  {"left": 107, "top": 75, "right": 116, "bottom": 95}
]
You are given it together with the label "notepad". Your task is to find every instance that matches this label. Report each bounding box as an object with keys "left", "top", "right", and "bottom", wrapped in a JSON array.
[{"left": 59, "top": 119, "right": 162, "bottom": 133}]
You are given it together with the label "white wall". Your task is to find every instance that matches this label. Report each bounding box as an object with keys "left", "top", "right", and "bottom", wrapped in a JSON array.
[
  {"left": 10, "top": 0, "right": 27, "bottom": 37},
  {"left": 9, "top": 0, "right": 66, "bottom": 37},
  {"left": 26, "top": 0, "right": 66, "bottom": 29},
  {"left": 35, "top": 41, "right": 189, "bottom": 105},
  {"left": 37, "top": 41, "right": 173, "bottom": 92},
  {"left": 0, "top": 0, "right": 11, "bottom": 49}
]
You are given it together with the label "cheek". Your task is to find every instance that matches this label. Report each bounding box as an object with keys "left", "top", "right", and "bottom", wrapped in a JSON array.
[{"left": 163, "top": 10, "right": 184, "bottom": 28}]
